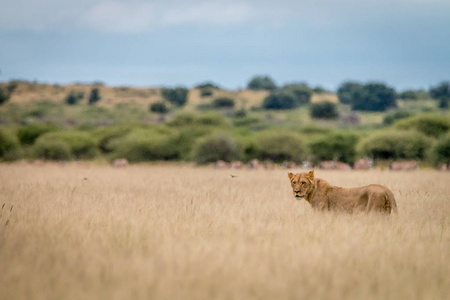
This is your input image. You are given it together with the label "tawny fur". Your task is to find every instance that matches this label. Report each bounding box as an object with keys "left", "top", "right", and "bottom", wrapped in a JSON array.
[{"left": 288, "top": 170, "right": 398, "bottom": 214}]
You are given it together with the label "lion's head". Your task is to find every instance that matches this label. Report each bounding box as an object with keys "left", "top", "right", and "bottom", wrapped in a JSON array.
[{"left": 288, "top": 170, "right": 315, "bottom": 200}]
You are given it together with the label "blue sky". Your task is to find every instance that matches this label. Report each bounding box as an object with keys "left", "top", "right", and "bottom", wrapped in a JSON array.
[{"left": 1, "top": 0, "right": 449, "bottom": 91}]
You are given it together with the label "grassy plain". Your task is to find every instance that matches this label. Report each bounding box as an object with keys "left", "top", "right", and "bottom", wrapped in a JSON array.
[{"left": 0, "top": 163, "right": 449, "bottom": 300}]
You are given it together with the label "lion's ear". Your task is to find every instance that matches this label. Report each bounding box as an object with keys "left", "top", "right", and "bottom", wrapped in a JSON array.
[
  {"left": 288, "top": 172, "right": 294, "bottom": 180},
  {"left": 307, "top": 170, "right": 314, "bottom": 178}
]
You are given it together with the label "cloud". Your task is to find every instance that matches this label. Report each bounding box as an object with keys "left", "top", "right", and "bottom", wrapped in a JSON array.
[
  {"left": 161, "top": 3, "right": 253, "bottom": 27},
  {"left": 79, "top": 2, "right": 158, "bottom": 33},
  {"left": 0, "top": 0, "right": 90, "bottom": 30},
  {"left": 0, "top": 0, "right": 449, "bottom": 33},
  {"left": 79, "top": 1, "right": 253, "bottom": 33}
]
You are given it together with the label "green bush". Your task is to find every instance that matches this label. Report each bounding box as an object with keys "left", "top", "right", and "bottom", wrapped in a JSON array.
[
  {"left": 17, "top": 124, "right": 58, "bottom": 145},
  {"left": 309, "top": 132, "right": 359, "bottom": 164},
  {"left": 6, "top": 81, "right": 19, "bottom": 94},
  {"left": 195, "top": 82, "right": 220, "bottom": 90},
  {"left": 109, "top": 128, "right": 178, "bottom": 162},
  {"left": 337, "top": 81, "right": 363, "bottom": 104},
  {"left": 299, "top": 126, "right": 333, "bottom": 135},
  {"left": 397, "top": 89, "right": 428, "bottom": 100},
  {"left": 232, "top": 115, "right": 267, "bottom": 131},
  {"left": 282, "top": 83, "right": 313, "bottom": 105},
  {"left": 393, "top": 114, "right": 450, "bottom": 138},
  {"left": 438, "top": 98, "right": 449, "bottom": 109},
  {"left": 262, "top": 90, "right": 297, "bottom": 110},
  {"left": 200, "top": 86, "right": 214, "bottom": 97},
  {"left": 192, "top": 133, "right": 241, "bottom": 164},
  {"left": 313, "top": 86, "right": 328, "bottom": 94},
  {"left": 429, "top": 82, "right": 450, "bottom": 100},
  {"left": 26, "top": 101, "right": 64, "bottom": 119},
  {"left": 310, "top": 102, "right": 339, "bottom": 119},
  {"left": 213, "top": 97, "right": 235, "bottom": 108},
  {"left": 358, "top": 130, "right": 432, "bottom": 160},
  {"left": 35, "top": 131, "right": 99, "bottom": 159},
  {"left": 352, "top": 83, "right": 397, "bottom": 111},
  {"left": 92, "top": 125, "right": 137, "bottom": 153},
  {"left": 150, "top": 101, "right": 169, "bottom": 114},
  {"left": 234, "top": 134, "right": 258, "bottom": 162},
  {"left": 80, "top": 106, "right": 114, "bottom": 120},
  {"left": 233, "top": 109, "right": 247, "bottom": 118},
  {"left": 173, "top": 127, "right": 213, "bottom": 160},
  {"left": 0, "top": 128, "right": 22, "bottom": 161},
  {"left": 429, "top": 132, "right": 450, "bottom": 165},
  {"left": 65, "top": 91, "right": 84, "bottom": 105},
  {"left": 196, "top": 82, "right": 219, "bottom": 97},
  {"left": 161, "top": 87, "right": 189, "bottom": 107},
  {"left": 247, "top": 75, "right": 277, "bottom": 91},
  {"left": 167, "top": 112, "right": 227, "bottom": 127},
  {"left": 33, "top": 137, "right": 72, "bottom": 161},
  {"left": 0, "top": 87, "right": 10, "bottom": 105},
  {"left": 256, "top": 130, "right": 307, "bottom": 163},
  {"left": 337, "top": 82, "right": 396, "bottom": 111},
  {"left": 383, "top": 110, "right": 413, "bottom": 126}
]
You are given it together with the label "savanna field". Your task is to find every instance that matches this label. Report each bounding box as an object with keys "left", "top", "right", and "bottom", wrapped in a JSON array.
[{"left": 0, "top": 163, "right": 449, "bottom": 300}]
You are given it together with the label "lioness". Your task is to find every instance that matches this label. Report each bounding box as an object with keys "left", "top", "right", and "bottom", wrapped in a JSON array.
[{"left": 288, "top": 170, "right": 398, "bottom": 214}]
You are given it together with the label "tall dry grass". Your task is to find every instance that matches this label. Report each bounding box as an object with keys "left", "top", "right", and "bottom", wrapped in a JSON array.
[{"left": 0, "top": 163, "right": 448, "bottom": 300}]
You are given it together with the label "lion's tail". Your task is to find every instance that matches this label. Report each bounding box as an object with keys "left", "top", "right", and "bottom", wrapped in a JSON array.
[{"left": 385, "top": 190, "right": 398, "bottom": 215}]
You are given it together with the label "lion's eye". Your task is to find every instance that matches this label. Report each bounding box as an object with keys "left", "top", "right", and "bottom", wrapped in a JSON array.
[
  {"left": 292, "top": 181, "right": 296, "bottom": 184},
  {"left": 302, "top": 182, "right": 306, "bottom": 185}
]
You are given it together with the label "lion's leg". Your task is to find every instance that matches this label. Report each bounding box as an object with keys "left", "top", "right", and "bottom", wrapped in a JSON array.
[
  {"left": 386, "top": 190, "right": 398, "bottom": 214},
  {"left": 367, "top": 191, "right": 388, "bottom": 213}
]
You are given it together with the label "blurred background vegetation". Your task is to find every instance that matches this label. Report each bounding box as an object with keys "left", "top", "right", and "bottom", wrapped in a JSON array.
[{"left": 0, "top": 76, "right": 449, "bottom": 167}]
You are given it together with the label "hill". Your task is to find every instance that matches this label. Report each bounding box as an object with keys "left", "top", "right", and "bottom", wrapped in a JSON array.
[
  {"left": 0, "top": 80, "right": 449, "bottom": 168},
  {"left": 0, "top": 80, "right": 337, "bottom": 109}
]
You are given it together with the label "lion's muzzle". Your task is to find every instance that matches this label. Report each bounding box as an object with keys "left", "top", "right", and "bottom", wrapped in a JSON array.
[{"left": 293, "top": 191, "right": 304, "bottom": 198}]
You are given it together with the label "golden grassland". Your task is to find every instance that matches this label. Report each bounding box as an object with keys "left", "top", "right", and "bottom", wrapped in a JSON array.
[
  {"left": 0, "top": 163, "right": 449, "bottom": 300},
  {"left": 4, "top": 83, "right": 162, "bottom": 107}
]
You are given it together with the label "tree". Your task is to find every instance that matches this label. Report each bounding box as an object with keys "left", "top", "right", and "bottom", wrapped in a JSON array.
[
  {"left": 429, "top": 82, "right": 450, "bottom": 100},
  {"left": 0, "top": 87, "right": 10, "bottom": 105},
  {"left": 262, "top": 90, "right": 297, "bottom": 110},
  {"left": 200, "top": 86, "right": 214, "bottom": 97},
  {"left": 397, "top": 89, "right": 428, "bottom": 100},
  {"left": 65, "top": 91, "right": 84, "bottom": 105},
  {"left": 247, "top": 75, "right": 277, "bottom": 91},
  {"left": 337, "top": 81, "right": 363, "bottom": 104},
  {"left": 88, "top": 88, "right": 101, "bottom": 105},
  {"left": 161, "top": 87, "right": 189, "bottom": 107},
  {"left": 195, "top": 82, "right": 220, "bottom": 89},
  {"left": 430, "top": 82, "right": 450, "bottom": 110},
  {"left": 351, "top": 83, "right": 397, "bottom": 111},
  {"left": 313, "top": 86, "right": 329, "bottom": 94},
  {"left": 282, "top": 83, "right": 313, "bottom": 105},
  {"left": 150, "top": 101, "right": 169, "bottom": 114},
  {"left": 310, "top": 102, "right": 339, "bottom": 119},
  {"left": 196, "top": 82, "right": 220, "bottom": 97},
  {"left": 212, "top": 97, "right": 235, "bottom": 108}
]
